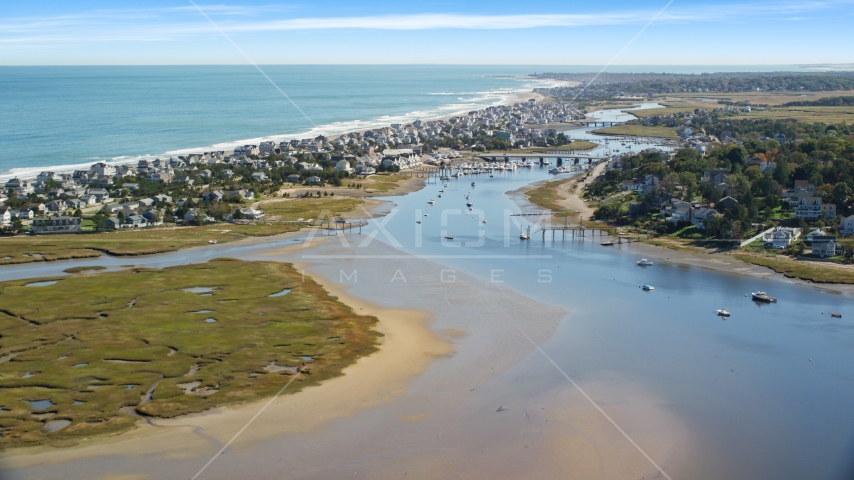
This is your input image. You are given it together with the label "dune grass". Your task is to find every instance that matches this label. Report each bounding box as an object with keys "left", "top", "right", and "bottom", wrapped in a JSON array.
[
  {"left": 351, "top": 173, "right": 412, "bottom": 193},
  {"left": 259, "top": 197, "right": 363, "bottom": 221},
  {"left": 525, "top": 179, "right": 575, "bottom": 218},
  {"left": 735, "top": 254, "right": 854, "bottom": 284},
  {"left": 0, "top": 259, "right": 379, "bottom": 449}
]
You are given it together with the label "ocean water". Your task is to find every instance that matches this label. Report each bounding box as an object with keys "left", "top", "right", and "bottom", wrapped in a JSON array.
[
  {"left": 0, "top": 65, "right": 562, "bottom": 180},
  {"left": 0, "top": 64, "right": 822, "bottom": 181}
]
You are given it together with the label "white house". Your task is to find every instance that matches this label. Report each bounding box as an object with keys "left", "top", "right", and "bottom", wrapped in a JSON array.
[
  {"left": 763, "top": 227, "right": 800, "bottom": 249},
  {"left": 335, "top": 159, "right": 353, "bottom": 173},
  {"left": 840, "top": 215, "right": 854, "bottom": 236}
]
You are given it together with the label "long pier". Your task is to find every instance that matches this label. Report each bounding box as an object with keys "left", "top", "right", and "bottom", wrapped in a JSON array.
[{"left": 538, "top": 225, "right": 640, "bottom": 243}]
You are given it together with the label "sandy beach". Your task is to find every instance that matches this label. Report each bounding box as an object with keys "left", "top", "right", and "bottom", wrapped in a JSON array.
[{"left": 1, "top": 233, "right": 691, "bottom": 479}]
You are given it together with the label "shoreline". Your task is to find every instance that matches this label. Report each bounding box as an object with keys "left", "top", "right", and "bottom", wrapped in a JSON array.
[
  {"left": 0, "top": 77, "right": 573, "bottom": 182},
  {"left": 512, "top": 172, "right": 854, "bottom": 295},
  {"left": 0, "top": 239, "right": 452, "bottom": 469}
]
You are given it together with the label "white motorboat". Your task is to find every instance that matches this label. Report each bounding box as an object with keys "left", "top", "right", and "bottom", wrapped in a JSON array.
[
  {"left": 642, "top": 284, "right": 654, "bottom": 291},
  {"left": 637, "top": 259, "right": 654, "bottom": 266},
  {"left": 717, "top": 309, "right": 731, "bottom": 317},
  {"left": 428, "top": 199, "right": 435, "bottom": 205}
]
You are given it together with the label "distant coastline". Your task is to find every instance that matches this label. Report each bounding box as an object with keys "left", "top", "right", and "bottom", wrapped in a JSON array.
[{"left": 0, "top": 66, "right": 569, "bottom": 181}]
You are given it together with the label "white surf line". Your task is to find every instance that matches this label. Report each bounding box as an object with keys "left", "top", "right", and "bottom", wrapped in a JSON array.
[
  {"left": 188, "top": 0, "right": 317, "bottom": 127},
  {"left": 190, "top": 372, "right": 302, "bottom": 480},
  {"left": 515, "top": 327, "right": 674, "bottom": 480}
]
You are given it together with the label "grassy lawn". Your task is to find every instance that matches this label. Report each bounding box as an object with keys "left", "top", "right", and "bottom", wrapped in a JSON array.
[
  {"left": 351, "top": 173, "right": 411, "bottom": 193},
  {"left": 257, "top": 197, "right": 364, "bottom": 221},
  {"left": 590, "top": 125, "right": 680, "bottom": 139},
  {"left": 0, "top": 197, "right": 365, "bottom": 266},
  {"left": 735, "top": 254, "right": 854, "bottom": 284},
  {"left": 0, "top": 259, "right": 379, "bottom": 448}
]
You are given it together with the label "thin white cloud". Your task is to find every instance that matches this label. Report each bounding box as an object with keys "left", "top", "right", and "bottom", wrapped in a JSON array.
[{"left": 0, "top": 0, "right": 851, "bottom": 45}]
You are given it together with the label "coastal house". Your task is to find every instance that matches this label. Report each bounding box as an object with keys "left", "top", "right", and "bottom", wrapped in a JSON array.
[
  {"left": 202, "top": 190, "right": 224, "bottom": 203},
  {"left": 224, "top": 189, "right": 254, "bottom": 201},
  {"left": 124, "top": 214, "right": 149, "bottom": 228},
  {"left": 153, "top": 194, "right": 173, "bottom": 204},
  {"left": 307, "top": 176, "right": 321, "bottom": 185},
  {"left": 810, "top": 236, "right": 843, "bottom": 257},
  {"left": 795, "top": 197, "right": 836, "bottom": 220},
  {"left": 840, "top": 215, "right": 854, "bottom": 236},
  {"left": 691, "top": 207, "right": 720, "bottom": 230},
  {"left": 621, "top": 179, "right": 639, "bottom": 191},
  {"left": 45, "top": 200, "right": 67, "bottom": 213},
  {"left": 251, "top": 172, "right": 269, "bottom": 182},
  {"left": 184, "top": 209, "right": 213, "bottom": 224},
  {"left": 122, "top": 183, "right": 140, "bottom": 191},
  {"left": 335, "top": 159, "right": 353, "bottom": 173},
  {"left": 286, "top": 174, "right": 301, "bottom": 183},
  {"left": 0, "top": 206, "right": 11, "bottom": 225},
  {"left": 238, "top": 207, "right": 265, "bottom": 220},
  {"left": 32, "top": 216, "right": 82, "bottom": 234},
  {"left": 105, "top": 216, "right": 122, "bottom": 230},
  {"left": 763, "top": 227, "right": 800, "bottom": 249}
]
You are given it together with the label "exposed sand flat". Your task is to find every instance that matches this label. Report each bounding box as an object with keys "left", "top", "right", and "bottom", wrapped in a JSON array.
[{"left": 1, "top": 238, "right": 690, "bottom": 480}]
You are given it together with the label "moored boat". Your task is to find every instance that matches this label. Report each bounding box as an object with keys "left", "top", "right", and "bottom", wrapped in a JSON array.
[
  {"left": 642, "top": 284, "right": 654, "bottom": 291},
  {"left": 751, "top": 291, "right": 777, "bottom": 303},
  {"left": 717, "top": 309, "right": 731, "bottom": 317},
  {"left": 637, "top": 259, "right": 654, "bottom": 266},
  {"left": 600, "top": 241, "right": 614, "bottom": 246}
]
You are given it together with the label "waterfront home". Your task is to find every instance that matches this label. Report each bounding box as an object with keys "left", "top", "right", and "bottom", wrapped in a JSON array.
[
  {"left": 32, "top": 216, "right": 82, "bottom": 234},
  {"left": 122, "top": 183, "right": 140, "bottom": 191},
  {"left": 0, "top": 206, "right": 11, "bottom": 225},
  {"left": 138, "top": 198, "right": 155, "bottom": 208},
  {"left": 811, "top": 236, "right": 843, "bottom": 257},
  {"left": 691, "top": 207, "right": 720, "bottom": 230},
  {"left": 251, "top": 172, "right": 269, "bottom": 182},
  {"left": 124, "top": 214, "right": 149, "bottom": 228},
  {"left": 840, "top": 215, "right": 854, "bottom": 236},
  {"left": 87, "top": 188, "right": 111, "bottom": 203},
  {"left": 90, "top": 162, "right": 116, "bottom": 177},
  {"left": 184, "top": 209, "right": 213, "bottom": 224},
  {"left": 795, "top": 197, "right": 836, "bottom": 220},
  {"left": 286, "top": 174, "right": 301, "bottom": 183},
  {"left": 238, "top": 207, "right": 265, "bottom": 220},
  {"left": 142, "top": 211, "right": 163, "bottom": 225},
  {"left": 105, "top": 216, "right": 122, "bottom": 230},
  {"left": 146, "top": 172, "right": 173, "bottom": 183},
  {"left": 763, "top": 227, "right": 800, "bottom": 249},
  {"left": 307, "top": 176, "right": 321, "bottom": 185}
]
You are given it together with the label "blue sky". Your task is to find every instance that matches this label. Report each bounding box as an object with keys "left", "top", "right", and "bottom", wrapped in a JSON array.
[{"left": 1, "top": 0, "right": 853, "bottom": 65}]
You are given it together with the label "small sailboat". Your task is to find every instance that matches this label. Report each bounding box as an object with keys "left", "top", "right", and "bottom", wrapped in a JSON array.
[
  {"left": 444, "top": 235, "right": 454, "bottom": 240},
  {"left": 482, "top": 219, "right": 487, "bottom": 223},
  {"left": 466, "top": 201, "right": 472, "bottom": 207},
  {"left": 642, "top": 284, "right": 654, "bottom": 291},
  {"left": 438, "top": 194, "right": 442, "bottom": 198},
  {"left": 751, "top": 291, "right": 776, "bottom": 303},
  {"left": 428, "top": 199, "right": 435, "bottom": 205},
  {"left": 520, "top": 225, "right": 530, "bottom": 240},
  {"left": 637, "top": 259, "right": 654, "bottom": 266},
  {"left": 471, "top": 181, "right": 476, "bottom": 186},
  {"left": 208, "top": 240, "right": 217, "bottom": 244},
  {"left": 717, "top": 309, "right": 731, "bottom": 317},
  {"left": 832, "top": 312, "right": 842, "bottom": 318},
  {"left": 600, "top": 241, "right": 614, "bottom": 246},
  {"left": 424, "top": 213, "right": 429, "bottom": 217},
  {"left": 416, "top": 220, "right": 421, "bottom": 224}
]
